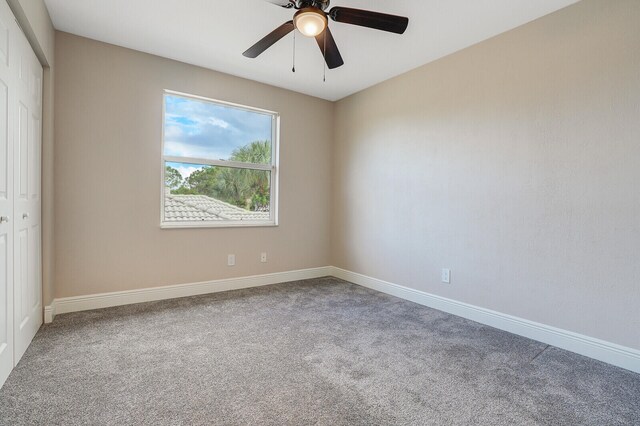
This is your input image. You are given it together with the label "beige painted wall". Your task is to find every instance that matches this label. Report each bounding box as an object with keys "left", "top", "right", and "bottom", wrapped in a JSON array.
[
  {"left": 53, "top": 0, "right": 639, "bottom": 351},
  {"left": 54, "top": 32, "right": 333, "bottom": 297},
  {"left": 7, "top": 0, "right": 55, "bottom": 306},
  {"left": 332, "top": 0, "right": 640, "bottom": 350}
]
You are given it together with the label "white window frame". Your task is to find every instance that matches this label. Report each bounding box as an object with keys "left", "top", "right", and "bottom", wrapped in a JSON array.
[{"left": 160, "top": 90, "right": 279, "bottom": 229}]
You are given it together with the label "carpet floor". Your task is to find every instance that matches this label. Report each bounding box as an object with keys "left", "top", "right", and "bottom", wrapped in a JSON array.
[{"left": 0, "top": 277, "right": 638, "bottom": 425}]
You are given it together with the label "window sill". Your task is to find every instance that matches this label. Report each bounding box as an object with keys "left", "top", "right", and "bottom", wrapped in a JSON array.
[{"left": 160, "top": 221, "right": 278, "bottom": 229}]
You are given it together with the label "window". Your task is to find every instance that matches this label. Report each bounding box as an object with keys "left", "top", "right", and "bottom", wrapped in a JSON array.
[{"left": 161, "top": 91, "right": 279, "bottom": 228}]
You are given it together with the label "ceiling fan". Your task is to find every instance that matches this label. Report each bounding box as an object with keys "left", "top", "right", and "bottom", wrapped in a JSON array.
[{"left": 243, "top": 0, "right": 409, "bottom": 69}]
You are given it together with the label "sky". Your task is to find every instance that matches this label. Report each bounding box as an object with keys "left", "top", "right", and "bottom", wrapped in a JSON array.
[
  {"left": 166, "top": 162, "right": 202, "bottom": 182},
  {"left": 164, "top": 95, "right": 272, "bottom": 178}
]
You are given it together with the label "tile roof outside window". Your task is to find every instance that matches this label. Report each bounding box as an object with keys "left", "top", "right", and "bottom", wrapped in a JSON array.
[{"left": 164, "top": 194, "right": 270, "bottom": 222}]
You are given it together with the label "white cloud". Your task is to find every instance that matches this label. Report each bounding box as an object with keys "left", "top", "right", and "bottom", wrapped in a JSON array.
[
  {"left": 164, "top": 140, "right": 228, "bottom": 161},
  {"left": 175, "top": 165, "right": 200, "bottom": 179},
  {"left": 164, "top": 125, "right": 184, "bottom": 139},
  {"left": 163, "top": 94, "right": 271, "bottom": 161},
  {"left": 207, "top": 117, "right": 229, "bottom": 129}
]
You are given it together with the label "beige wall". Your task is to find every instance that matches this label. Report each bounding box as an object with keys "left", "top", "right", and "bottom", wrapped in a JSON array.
[
  {"left": 53, "top": 0, "right": 639, "bottom": 350},
  {"left": 54, "top": 32, "right": 333, "bottom": 297},
  {"left": 332, "top": 0, "right": 640, "bottom": 350},
  {"left": 7, "top": 0, "right": 55, "bottom": 306}
]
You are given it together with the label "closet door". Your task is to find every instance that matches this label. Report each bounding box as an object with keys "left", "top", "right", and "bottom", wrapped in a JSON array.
[
  {"left": 0, "top": 0, "right": 15, "bottom": 386},
  {"left": 13, "top": 20, "right": 42, "bottom": 364}
]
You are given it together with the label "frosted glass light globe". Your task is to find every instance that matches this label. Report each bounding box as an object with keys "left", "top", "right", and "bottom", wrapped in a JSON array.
[{"left": 294, "top": 9, "right": 328, "bottom": 37}]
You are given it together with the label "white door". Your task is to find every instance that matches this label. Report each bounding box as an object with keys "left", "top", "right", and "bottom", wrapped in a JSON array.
[
  {"left": 0, "top": 0, "right": 15, "bottom": 386},
  {"left": 13, "top": 16, "right": 42, "bottom": 363}
]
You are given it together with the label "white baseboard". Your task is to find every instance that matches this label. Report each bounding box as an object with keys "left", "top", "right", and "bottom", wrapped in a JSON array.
[
  {"left": 43, "top": 304, "right": 55, "bottom": 324},
  {"left": 43, "top": 265, "right": 640, "bottom": 374},
  {"left": 44, "top": 266, "right": 333, "bottom": 324},
  {"left": 331, "top": 267, "right": 640, "bottom": 374}
]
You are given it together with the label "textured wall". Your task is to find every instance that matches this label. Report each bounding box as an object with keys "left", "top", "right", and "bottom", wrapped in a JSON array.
[
  {"left": 332, "top": 0, "right": 640, "bottom": 349},
  {"left": 54, "top": 32, "right": 333, "bottom": 297}
]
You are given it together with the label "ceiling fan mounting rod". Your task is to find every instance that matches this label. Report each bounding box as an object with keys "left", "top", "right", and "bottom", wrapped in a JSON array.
[{"left": 291, "top": 0, "right": 330, "bottom": 11}]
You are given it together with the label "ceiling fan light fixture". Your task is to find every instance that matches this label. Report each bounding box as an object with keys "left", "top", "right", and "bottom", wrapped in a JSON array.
[{"left": 293, "top": 8, "right": 328, "bottom": 37}]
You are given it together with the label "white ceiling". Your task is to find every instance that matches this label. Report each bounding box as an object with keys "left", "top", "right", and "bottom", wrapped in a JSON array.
[{"left": 44, "top": 0, "right": 579, "bottom": 101}]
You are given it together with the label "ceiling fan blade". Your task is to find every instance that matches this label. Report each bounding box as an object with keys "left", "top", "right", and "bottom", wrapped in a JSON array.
[
  {"left": 329, "top": 7, "right": 409, "bottom": 34},
  {"left": 315, "top": 27, "right": 344, "bottom": 69},
  {"left": 263, "top": 0, "right": 294, "bottom": 8},
  {"left": 243, "top": 21, "right": 295, "bottom": 58}
]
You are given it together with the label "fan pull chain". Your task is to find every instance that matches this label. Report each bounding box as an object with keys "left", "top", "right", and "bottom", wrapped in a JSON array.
[
  {"left": 323, "top": 30, "right": 327, "bottom": 82},
  {"left": 292, "top": 30, "right": 296, "bottom": 73}
]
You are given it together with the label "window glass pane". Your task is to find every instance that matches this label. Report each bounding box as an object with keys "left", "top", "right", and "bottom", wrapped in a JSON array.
[
  {"left": 164, "top": 95, "right": 272, "bottom": 164},
  {"left": 165, "top": 162, "right": 271, "bottom": 222}
]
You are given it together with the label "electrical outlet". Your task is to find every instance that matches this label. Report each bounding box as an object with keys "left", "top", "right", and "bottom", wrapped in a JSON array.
[
  {"left": 261, "top": 252, "right": 267, "bottom": 263},
  {"left": 228, "top": 254, "right": 236, "bottom": 266},
  {"left": 441, "top": 268, "right": 451, "bottom": 284}
]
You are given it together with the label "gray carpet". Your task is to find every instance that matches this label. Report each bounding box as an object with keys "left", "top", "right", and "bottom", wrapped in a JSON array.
[{"left": 0, "top": 277, "right": 638, "bottom": 425}]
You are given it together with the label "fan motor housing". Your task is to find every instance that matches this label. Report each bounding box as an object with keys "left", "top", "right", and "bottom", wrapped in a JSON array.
[{"left": 296, "top": 0, "right": 330, "bottom": 11}]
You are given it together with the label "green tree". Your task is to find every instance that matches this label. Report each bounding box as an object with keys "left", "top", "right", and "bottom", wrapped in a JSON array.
[
  {"left": 230, "top": 140, "right": 271, "bottom": 165},
  {"left": 180, "top": 166, "right": 221, "bottom": 196},
  {"left": 169, "top": 141, "right": 272, "bottom": 211},
  {"left": 165, "top": 166, "right": 184, "bottom": 190},
  {"left": 224, "top": 140, "right": 271, "bottom": 210}
]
